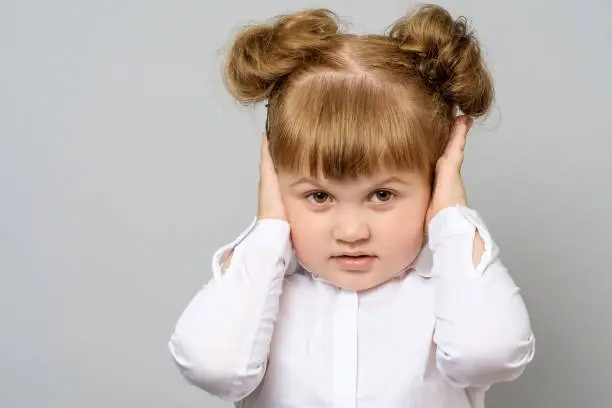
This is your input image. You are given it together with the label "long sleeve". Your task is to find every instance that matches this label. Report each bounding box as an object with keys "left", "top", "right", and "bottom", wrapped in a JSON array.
[
  {"left": 428, "top": 205, "right": 536, "bottom": 388},
  {"left": 167, "top": 218, "right": 293, "bottom": 402}
]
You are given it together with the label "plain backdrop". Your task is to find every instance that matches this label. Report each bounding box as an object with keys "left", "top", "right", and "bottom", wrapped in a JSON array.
[{"left": 1, "top": 0, "right": 611, "bottom": 407}]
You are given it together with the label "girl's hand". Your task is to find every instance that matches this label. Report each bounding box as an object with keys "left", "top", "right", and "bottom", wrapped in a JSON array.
[
  {"left": 222, "top": 133, "right": 286, "bottom": 272},
  {"left": 258, "top": 133, "right": 287, "bottom": 221},
  {"left": 425, "top": 115, "right": 473, "bottom": 225},
  {"left": 425, "top": 115, "right": 485, "bottom": 267}
]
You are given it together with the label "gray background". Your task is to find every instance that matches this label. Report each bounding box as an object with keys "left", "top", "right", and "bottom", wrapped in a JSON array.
[{"left": 1, "top": 0, "right": 610, "bottom": 407}]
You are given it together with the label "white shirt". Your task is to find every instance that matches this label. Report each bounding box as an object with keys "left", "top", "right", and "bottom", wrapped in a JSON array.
[{"left": 168, "top": 205, "right": 535, "bottom": 408}]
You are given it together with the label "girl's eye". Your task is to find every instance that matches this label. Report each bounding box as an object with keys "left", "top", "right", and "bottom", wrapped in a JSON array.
[
  {"left": 372, "top": 190, "right": 394, "bottom": 203},
  {"left": 307, "top": 192, "right": 330, "bottom": 204},
  {"left": 306, "top": 190, "right": 394, "bottom": 204}
]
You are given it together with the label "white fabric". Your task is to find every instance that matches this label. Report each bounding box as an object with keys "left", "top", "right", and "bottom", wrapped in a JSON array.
[{"left": 168, "top": 205, "right": 535, "bottom": 408}]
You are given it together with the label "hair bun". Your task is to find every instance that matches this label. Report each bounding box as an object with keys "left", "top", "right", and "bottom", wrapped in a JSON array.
[
  {"left": 388, "top": 4, "right": 493, "bottom": 116},
  {"left": 224, "top": 9, "right": 341, "bottom": 104}
]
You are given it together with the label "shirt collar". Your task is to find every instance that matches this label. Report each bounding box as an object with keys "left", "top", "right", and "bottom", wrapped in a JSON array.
[{"left": 410, "top": 246, "right": 434, "bottom": 278}]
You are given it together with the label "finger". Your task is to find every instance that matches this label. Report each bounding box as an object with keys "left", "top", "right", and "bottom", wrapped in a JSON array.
[
  {"left": 260, "top": 132, "right": 276, "bottom": 174},
  {"left": 443, "top": 116, "right": 472, "bottom": 167},
  {"left": 261, "top": 132, "right": 270, "bottom": 161},
  {"left": 260, "top": 132, "right": 267, "bottom": 159}
]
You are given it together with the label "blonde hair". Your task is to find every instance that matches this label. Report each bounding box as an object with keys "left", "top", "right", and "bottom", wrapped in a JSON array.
[{"left": 223, "top": 4, "right": 493, "bottom": 180}]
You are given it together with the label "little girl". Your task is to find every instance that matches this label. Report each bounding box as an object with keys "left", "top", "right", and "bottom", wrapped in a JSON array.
[{"left": 168, "top": 4, "right": 535, "bottom": 407}]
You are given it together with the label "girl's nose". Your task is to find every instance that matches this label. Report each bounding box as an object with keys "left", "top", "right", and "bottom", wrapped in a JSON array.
[{"left": 332, "top": 212, "right": 371, "bottom": 243}]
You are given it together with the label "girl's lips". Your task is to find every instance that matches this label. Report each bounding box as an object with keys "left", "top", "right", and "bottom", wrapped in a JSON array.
[{"left": 333, "top": 255, "right": 376, "bottom": 271}]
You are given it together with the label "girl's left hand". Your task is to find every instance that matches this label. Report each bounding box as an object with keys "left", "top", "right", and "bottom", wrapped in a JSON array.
[{"left": 425, "top": 115, "right": 473, "bottom": 226}]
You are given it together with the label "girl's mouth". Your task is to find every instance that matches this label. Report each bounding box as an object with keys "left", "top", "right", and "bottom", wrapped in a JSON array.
[{"left": 333, "top": 255, "right": 376, "bottom": 271}]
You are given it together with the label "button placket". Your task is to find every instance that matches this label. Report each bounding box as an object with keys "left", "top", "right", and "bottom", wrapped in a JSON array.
[{"left": 332, "top": 290, "right": 359, "bottom": 408}]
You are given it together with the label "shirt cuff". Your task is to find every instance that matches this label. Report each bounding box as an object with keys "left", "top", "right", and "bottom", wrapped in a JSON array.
[
  {"left": 427, "top": 205, "right": 498, "bottom": 277},
  {"left": 211, "top": 217, "right": 293, "bottom": 279}
]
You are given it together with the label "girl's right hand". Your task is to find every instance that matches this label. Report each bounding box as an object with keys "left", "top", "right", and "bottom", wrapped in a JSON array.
[
  {"left": 222, "top": 133, "right": 287, "bottom": 273},
  {"left": 257, "top": 133, "right": 287, "bottom": 221}
]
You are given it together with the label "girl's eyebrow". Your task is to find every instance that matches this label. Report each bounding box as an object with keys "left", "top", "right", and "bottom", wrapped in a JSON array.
[
  {"left": 289, "top": 176, "right": 411, "bottom": 189},
  {"left": 373, "top": 176, "right": 411, "bottom": 186},
  {"left": 289, "top": 177, "right": 323, "bottom": 188}
]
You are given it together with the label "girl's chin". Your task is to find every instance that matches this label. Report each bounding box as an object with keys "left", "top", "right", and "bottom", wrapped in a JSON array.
[
  {"left": 295, "top": 256, "right": 413, "bottom": 291},
  {"left": 312, "top": 269, "right": 402, "bottom": 292}
]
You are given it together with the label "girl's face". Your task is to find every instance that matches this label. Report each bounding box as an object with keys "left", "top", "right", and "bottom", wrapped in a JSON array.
[{"left": 278, "top": 168, "right": 431, "bottom": 291}]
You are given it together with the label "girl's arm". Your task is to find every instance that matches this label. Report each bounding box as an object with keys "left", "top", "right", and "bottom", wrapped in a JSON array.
[
  {"left": 428, "top": 205, "right": 536, "bottom": 388},
  {"left": 167, "top": 218, "right": 293, "bottom": 402}
]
